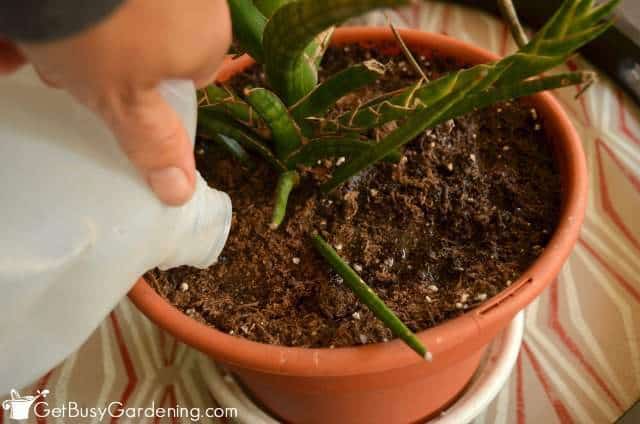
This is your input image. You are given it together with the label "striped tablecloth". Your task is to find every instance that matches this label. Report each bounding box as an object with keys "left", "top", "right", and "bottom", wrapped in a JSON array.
[{"left": 7, "top": 2, "right": 640, "bottom": 423}]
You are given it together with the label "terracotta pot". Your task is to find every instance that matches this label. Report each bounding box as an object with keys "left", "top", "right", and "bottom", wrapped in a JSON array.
[{"left": 129, "top": 27, "right": 587, "bottom": 424}]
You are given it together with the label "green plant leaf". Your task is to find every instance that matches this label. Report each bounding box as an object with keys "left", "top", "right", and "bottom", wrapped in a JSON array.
[
  {"left": 322, "top": 70, "right": 594, "bottom": 192},
  {"left": 262, "top": 0, "right": 409, "bottom": 104},
  {"left": 228, "top": 0, "right": 267, "bottom": 62},
  {"left": 285, "top": 135, "right": 402, "bottom": 167},
  {"left": 523, "top": 0, "right": 619, "bottom": 54},
  {"left": 282, "top": 28, "right": 337, "bottom": 114},
  {"left": 210, "top": 134, "right": 255, "bottom": 169},
  {"left": 324, "top": 73, "right": 484, "bottom": 192},
  {"left": 283, "top": 29, "right": 338, "bottom": 109},
  {"left": 467, "top": 71, "right": 594, "bottom": 111},
  {"left": 343, "top": 63, "right": 502, "bottom": 130},
  {"left": 290, "top": 60, "right": 386, "bottom": 134},
  {"left": 245, "top": 87, "right": 303, "bottom": 159},
  {"left": 575, "top": 0, "right": 620, "bottom": 31},
  {"left": 338, "top": 0, "right": 616, "bottom": 131},
  {"left": 199, "top": 109, "right": 287, "bottom": 172},
  {"left": 270, "top": 170, "right": 300, "bottom": 229},
  {"left": 309, "top": 28, "right": 336, "bottom": 69},
  {"left": 253, "top": 0, "right": 294, "bottom": 18},
  {"left": 201, "top": 85, "right": 258, "bottom": 125},
  {"left": 311, "top": 234, "right": 431, "bottom": 360},
  {"left": 285, "top": 136, "right": 374, "bottom": 167}
]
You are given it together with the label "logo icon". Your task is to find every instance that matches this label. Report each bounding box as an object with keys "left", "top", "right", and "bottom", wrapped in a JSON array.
[{"left": 2, "top": 389, "right": 49, "bottom": 421}]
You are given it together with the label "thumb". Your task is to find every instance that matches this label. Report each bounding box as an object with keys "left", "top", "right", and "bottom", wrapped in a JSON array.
[{"left": 103, "top": 88, "right": 196, "bottom": 206}]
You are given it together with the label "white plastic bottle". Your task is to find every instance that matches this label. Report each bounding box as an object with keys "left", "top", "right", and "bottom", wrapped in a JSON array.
[{"left": 0, "top": 67, "right": 232, "bottom": 393}]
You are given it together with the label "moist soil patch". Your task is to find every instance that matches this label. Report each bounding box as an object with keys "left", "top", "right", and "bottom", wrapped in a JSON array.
[{"left": 148, "top": 43, "right": 561, "bottom": 348}]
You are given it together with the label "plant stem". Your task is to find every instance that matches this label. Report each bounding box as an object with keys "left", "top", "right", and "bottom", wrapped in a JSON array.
[
  {"left": 498, "top": 0, "right": 529, "bottom": 48},
  {"left": 311, "top": 234, "right": 432, "bottom": 360},
  {"left": 270, "top": 171, "right": 300, "bottom": 229}
]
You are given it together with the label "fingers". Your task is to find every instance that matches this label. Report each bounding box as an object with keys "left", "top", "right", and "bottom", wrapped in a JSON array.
[
  {"left": 101, "top": 88, "right": 196, "bottom": 206},
  {"left": 0, "top": 39, "right": 26, "bottom": 75},
  {"left": 180, "top": 0, "right": 232, "bottom": 88},
  {"left": 191, "top": 55, "right": 226, "bottom": 89}
]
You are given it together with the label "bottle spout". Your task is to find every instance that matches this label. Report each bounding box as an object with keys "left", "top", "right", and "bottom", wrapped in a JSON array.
[{"left": 158, "top": 174, "right": 232, "bottom": 270}]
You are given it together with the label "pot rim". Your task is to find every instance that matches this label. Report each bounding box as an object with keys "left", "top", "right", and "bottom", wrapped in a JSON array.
[{"left": 128, "top": 26, "right": 587, "bottom": 377}]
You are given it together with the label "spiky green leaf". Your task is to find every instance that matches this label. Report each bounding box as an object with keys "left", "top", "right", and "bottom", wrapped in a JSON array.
[{"left": 339, "top": 0, "right": 616, "bottom": 131}]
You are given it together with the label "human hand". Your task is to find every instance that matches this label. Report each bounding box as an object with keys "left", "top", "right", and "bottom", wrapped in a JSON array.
[{"left": 0, "top": 0, "right": 231, "bottom": 206}]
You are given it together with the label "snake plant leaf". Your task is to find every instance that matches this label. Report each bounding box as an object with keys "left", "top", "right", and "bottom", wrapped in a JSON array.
[
  {"left": 283, "top": 28, "right": 338, "bottom": 107},
  {"left": 311, "top": 234, "right": 431, "bottom": 360},
  {"left": 340, "top": 53, "right": 563, "bottom": 130},
  {"left": 574, "top": 0, "right": 594, "bottom": 16},
  {"left": 290, "top": 60, "right": 386, "bottom": 134},
  {"left": 534, "top": 23, "right": 611, "bottom": 57},
  {"left": 575, "top": 0, "right": 620, "bottom": 31},
  {"left": 253, "top": 0, "right": 294, "bottom": 18},
  {"left": 339, "top": 0, "right": 616, "bottom": 131},
  {"left": 324, "top": 73, "right": 484, "bottom": 192},
  {"left": 523, "top": 0, "right": 618, "bottom": 53},
  {"left": 270, "top": 170, "right": 300, "bottom": 229},
  {"left": 228, "top": 0, "right": 267, "bottom": 63},
  {"left": 340, "top": 63, "right": 494, "bottom": 130},
  {"left": 254, "top": 0, "right": 335, "bottom": 101},
  {"left": 244, "top": 87, "right": 303, "bottom": 159},
  {"left": 309, "top": 28, "right": 336, "bottom": 69},
  {"left": 540, "top": 0, "right": 581, "bottom": 39},
  {"left": 199, "top": 109, "right": 287, "bottom": 172},
  {"left": 322, "top": 69, "right": 593, "bottom": 192},
  {"left": 202, "top": 85, "right": 257, "bottom": 125},
  {"left": 262, "top": 0, "right": 409, "bottom": 104},
  {"left": 285, "top": 136, "right": 375, "bottom": 167},
  {"left": 466, "top": 71, "right": 594, "bottom": 113},
  {"left": 204, "top": 84, "right": 232, "bottom": 103},
  {"left": 285, "top": 135, "right": 403, "bottom": 167},
  {"left": 211, "top": 134, "right": 255, "bottom": 169}
]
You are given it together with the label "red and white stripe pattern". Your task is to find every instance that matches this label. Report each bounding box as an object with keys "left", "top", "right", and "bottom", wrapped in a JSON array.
[{"left": 6, "top": 3, "right": 639, "bottom": 423}]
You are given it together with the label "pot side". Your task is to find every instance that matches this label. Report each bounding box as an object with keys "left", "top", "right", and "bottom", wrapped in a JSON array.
[{"left": 129, "top": 27, "right": 587, "bottom": 423}]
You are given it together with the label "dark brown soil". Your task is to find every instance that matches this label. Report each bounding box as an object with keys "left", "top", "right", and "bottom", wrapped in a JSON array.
[{"left": 148, "top": 44, "right": 561, "bottom": 348}]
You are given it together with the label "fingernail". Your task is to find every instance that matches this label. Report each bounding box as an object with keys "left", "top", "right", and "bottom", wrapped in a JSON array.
[{"left": 148, "top": 167, "right": 193, "bottom": 206}]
